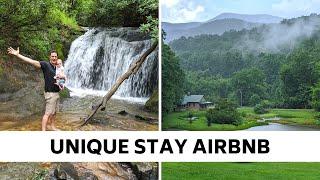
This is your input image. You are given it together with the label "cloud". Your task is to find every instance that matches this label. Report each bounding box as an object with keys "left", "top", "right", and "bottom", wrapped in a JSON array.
[
  {"left": 179, "top": 5, "right": 205, "bottom": 22},
  {"left": 162, "top": 1, "right": 205, "bottom": 23},
  {"left": 161, "top": 0, "right": 181, "bottom": 8},
  {"left": 272, "top": 0, "right": 320, "bottom": 17},
  {"left": 237, "top": 15, "right": 320, "bottom": 53}
]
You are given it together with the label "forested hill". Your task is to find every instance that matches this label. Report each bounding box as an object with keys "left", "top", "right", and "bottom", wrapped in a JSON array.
[
  {"left": 163, "top": 18, "right": 261, "bottom": 42},
  {"left": 167, "top": 14, "right": 320, "bottom": 109},
  {"left": 207, "top": 13, "right": 283, "bottom": 24},
  {"left": 162, "top": 22, "right": 201, "bottom": 32},
  {"left": 162, "top": 13, "right": 283, "bottom": 42}
]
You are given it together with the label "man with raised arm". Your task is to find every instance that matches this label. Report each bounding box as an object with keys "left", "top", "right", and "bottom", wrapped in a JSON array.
[{"left": 7, "top": 47, "right": 61, "bottom": 131}]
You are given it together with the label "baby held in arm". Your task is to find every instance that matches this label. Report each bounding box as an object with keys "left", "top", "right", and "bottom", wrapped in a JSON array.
[{"left": 54, "top": 59, "right": 66, "bottom": 90}]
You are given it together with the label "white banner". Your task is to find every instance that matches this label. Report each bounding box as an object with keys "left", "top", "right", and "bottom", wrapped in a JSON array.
[{"left": 0, "top": 131, "right": 319, "bottom": 162}]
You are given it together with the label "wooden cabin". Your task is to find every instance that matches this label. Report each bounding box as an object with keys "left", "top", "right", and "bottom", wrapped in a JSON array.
[{"left": 178, "top": 95, "right": 213, "bottom": 110}]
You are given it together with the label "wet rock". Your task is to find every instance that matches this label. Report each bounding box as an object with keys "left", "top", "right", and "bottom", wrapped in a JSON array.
[
  {"left": 0, "top": 62, "right": 45, "bottom": 119},
  {"left": 92, "top": 104, "right": 100, "bottom": 111},
  {"left": 1, "top": 95, "right": 158, "bottom": 131},
  {"left": 97, "top": 27, "right": 150, "bottom": 42},
  {"left": 57, "top": 163, "right": 79, "bottom": 179},
  {"left": 145, "top": 90, "right": 158, "bottom": 113},
  {"left": 53, "top": 168, "right": 68, "bottom": 179},
  {"left": 90, "top": 118, "right": 109, "bottom": 126},
  {"left": 0, "top": 162, "right": 158, "bottom": 180},
  {"left": 81, "top": 172, "right": 99, "bottom": 180},
  {"left": 118, "top": 110, "right": 128, "bottom": 115},
  {"left": 130, "top": 162, "right": 158, "bottom": 180},
  {"left": 67, "top": 162, "right": 137, "bottom": 179},
  {"left": 134, "top": 115, "right": 158, "bottom": 125},
  {"left": 0, "top": 93, "right": 11, "bottom": 101},
  {"left": 135, "top": 115, "right": 146, "bottom": 121}
]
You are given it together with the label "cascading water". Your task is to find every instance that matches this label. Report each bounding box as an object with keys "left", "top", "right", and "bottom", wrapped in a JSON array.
[{"left": 64, "top": 28, "right": 158, "bottom": 102}]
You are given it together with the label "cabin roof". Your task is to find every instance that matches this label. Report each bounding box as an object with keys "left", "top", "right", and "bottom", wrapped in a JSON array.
[{"left": 181, "top": 95, "right": 204, "bottom": 105}]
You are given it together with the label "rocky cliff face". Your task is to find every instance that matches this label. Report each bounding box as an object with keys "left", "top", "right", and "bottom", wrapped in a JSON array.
[{"left": 0, "top": 59, "right": 45, "bottom": 120}]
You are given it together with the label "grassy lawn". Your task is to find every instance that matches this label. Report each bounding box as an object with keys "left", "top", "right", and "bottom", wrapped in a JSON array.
[
  {"left": 162, "top": 110, "right": 266, "bottom": 131},
  {"left": 162, "top": 162, "right": 320, "bottom": 180},
  {"left": 239, "top": 107, "right": 320, "bottom": 127},
  {"left": 162, "top": 108, "right": 320, "bottom": 131}
]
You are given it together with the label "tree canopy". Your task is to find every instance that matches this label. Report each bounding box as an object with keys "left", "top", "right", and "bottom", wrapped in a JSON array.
[
  {"left": 162, "top": 43, "right": 185, "bottom": 114},
  {"left": 0, "top": 0, "right": 158, "bottom": 60}
]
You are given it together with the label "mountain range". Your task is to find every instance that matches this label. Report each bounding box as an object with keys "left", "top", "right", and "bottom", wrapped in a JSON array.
[{"left": 163, "top": 13, "right": 283, "bottom": 42}]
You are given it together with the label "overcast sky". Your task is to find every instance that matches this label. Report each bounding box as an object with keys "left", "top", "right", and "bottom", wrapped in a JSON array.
[{"left": 161, "top": 0, "right": 320, "bottom": 23}]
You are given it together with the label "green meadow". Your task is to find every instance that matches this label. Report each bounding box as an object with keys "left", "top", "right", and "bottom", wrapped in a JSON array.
[
  {"left": 162, "top": 107, "right": 320, "bottom": 131},
  {"left": 162, "top": 163, "right": 320, "bottom": 180}
]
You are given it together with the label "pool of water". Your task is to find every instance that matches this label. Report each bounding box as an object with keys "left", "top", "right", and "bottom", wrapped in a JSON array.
[{"left": 245, "top": 123, "right": 320, "bottom": 131}]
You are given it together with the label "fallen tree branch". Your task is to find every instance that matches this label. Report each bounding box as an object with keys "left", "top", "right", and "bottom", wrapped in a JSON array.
[{"left": 80, "top": 41, "right": 158, "bottom": 126}]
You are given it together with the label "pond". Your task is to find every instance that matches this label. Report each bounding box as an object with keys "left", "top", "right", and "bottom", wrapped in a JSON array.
[{"left": 245, "top": 123, "right": 320, "bottom": 131}]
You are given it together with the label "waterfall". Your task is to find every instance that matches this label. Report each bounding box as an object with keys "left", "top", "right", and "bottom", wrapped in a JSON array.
[{"left": 64, "top": 28, "right": 158, "bottom": 101}]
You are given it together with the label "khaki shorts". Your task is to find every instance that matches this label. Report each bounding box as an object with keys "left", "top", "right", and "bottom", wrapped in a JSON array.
[{"left": 44, "top": 92, "right": 60, "bottom": 115}]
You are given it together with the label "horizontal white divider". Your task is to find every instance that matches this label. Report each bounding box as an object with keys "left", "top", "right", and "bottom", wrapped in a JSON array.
[{"left": 0, "top": 131, "right": 319, "bottom": 162}]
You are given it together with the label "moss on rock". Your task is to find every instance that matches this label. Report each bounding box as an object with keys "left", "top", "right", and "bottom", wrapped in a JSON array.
[{"left": 145, "top": 89, "right": 158, "bottom": 113}]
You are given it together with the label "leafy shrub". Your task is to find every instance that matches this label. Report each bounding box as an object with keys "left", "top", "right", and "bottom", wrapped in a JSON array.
[
  {"left": 249, "top": 94, "right": 261, "bottom": 106},
  {"left": 254, "top": 100, "right": 270, "bottom": 114},
  {"left": 59, "top": 87, "right": 70, "bottom": 98},
  {"left": 312, "top": 84, "right": 320, "bottom": 111},
  {"left": 206, "top": 99, "right": 242, "bottom": 125},
  {"left": 314, "top": 112, "right": 320, "bottom": 125}
]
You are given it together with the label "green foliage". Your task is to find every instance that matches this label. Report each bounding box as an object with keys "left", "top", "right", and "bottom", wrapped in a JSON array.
[
  {"left": 280, "top": 48, "right": 319, "bottom": 108},
  {"left": 163, "top": 107, "right": 319, "bottom": 131},
  {"left": 184, "top": 72, "right": 231, "bottom": 102},
  {"left": 0, "top": 0, "right": 80, "bottom": 60},
  {"left": 178, "top": 50, "right": 247, "bottom": 77},
  {"left": 249, "top": 94, "right": 261, "bottom": 106},
  {"left": 312, "top": 83, "right": 320, "bottom": 111},
  {"left": 0, "top": 0, "right": 157, "bottom": 60},
  {"left": 162, "top": 44, "right": 185, "bottom": 114},
  {"left": 240, "top": 107, "right": 319, "bottom": 126},
  {"left": 206, "top": 99, "right": 242, "bottom": 125},
  {"left": 137, "top": 0, "right": 158, "bottom": 41},
  {"left": 254, "top": 101, "right": 271, "bottom": 114},
  {"left": 168, "top": 14, "right": 320, "bottom": 109},
  {"left": 187, "top": 111, "right": 193, "bottom": 118},
  {"left": 140, "top": 16, "right": 159, "bottom": 42},
  {"left": 66, "top": 0, "right": 95, "bottom": 25},
  {"left": 80, "top": 0, "right": 158, "bottom": 39},
  {"left": 162, "top": 110, "right": 264, "bottom": 131},
  {"left": 49, "top": 8, "right": 78, "bottom": 29},
  {"left": 59, "top": 87, "right": 70, "bottom": 99},
  {"left": 231, "top": 68, "right": 267, "bottom": 106},
  {"left": 187, "top": 111, "right": 193, "bottom": 124}
]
